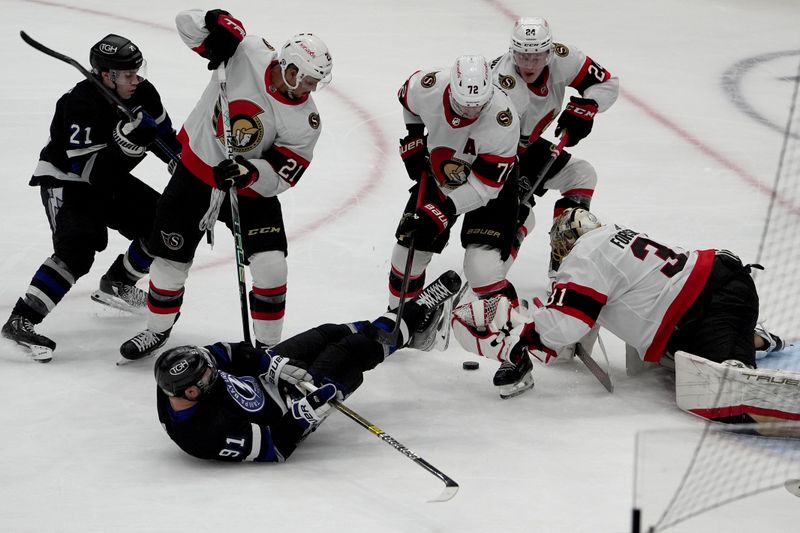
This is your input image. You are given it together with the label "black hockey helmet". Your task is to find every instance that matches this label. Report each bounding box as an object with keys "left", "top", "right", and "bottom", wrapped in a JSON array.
[
  {"left": 89, "top": 34, "right": 143, "bottom": 73},
  {"left": 154, "top": 345, "right": 218, "bottom": 398}
]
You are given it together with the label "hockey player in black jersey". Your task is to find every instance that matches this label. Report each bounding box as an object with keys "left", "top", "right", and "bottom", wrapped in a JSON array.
[
  {"left": 2, "top": 34, "right": 180, "bottom": 362},
  {"left": 156, "top": 271, "right": 461, "bottom": 463}
]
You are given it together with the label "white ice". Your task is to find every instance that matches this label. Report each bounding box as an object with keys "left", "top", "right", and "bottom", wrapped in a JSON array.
[{"left": 1, "top": 0, "right": 799, "bottom": 531}]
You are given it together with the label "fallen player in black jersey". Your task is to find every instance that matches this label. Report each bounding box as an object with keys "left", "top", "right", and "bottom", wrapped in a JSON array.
[{"left": 155, "top": 271, "right": 461, "bottom": 462}]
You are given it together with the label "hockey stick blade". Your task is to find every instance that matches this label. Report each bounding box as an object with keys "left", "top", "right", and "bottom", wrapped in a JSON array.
[
  {"left": 19, "top": 31, "right": 179, "bottom": 162},
  {"left": 575, "top": 342, "right": 614, "bottom": 393},
  {"left": 298, "top": 381, "right": 459, "bottom": 502}
]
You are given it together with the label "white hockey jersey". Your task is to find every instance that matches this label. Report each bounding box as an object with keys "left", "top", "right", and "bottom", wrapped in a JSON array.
[
  {"left": 525, "top": 224, "right": 715, "bottom": 362},
  {"left": 176, "top": 9, "right": 321, "bottom": 198},
  {"left": 398, "top": 69, "right": 518, "bottom": 214},
  {"left": 491, "top": 43, "right": 618, "bottom": 147}
]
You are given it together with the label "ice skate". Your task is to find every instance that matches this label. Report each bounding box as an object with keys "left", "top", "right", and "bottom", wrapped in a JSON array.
[
  {"left": 755, "top": 323, "right": 786, "bottom": 358},
  {"left": 2, "top": 314, "right": 56, "bottom": 363},
  {"left": 91, "top": 275, "right": 147, "bottom": 314},
  {"left": 405, "top": 270, "right": 463, "bottom": 351},
  {"left": 493, "top": 348, "right": 534, "bottom": 399},
  {"left": 119, "top": 328, "right": 171, "bottom": 363}
]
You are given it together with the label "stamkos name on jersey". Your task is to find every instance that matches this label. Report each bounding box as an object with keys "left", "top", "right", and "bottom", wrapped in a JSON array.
[{"left": 609, "top": 227, "right": 639, "bottom": 249}]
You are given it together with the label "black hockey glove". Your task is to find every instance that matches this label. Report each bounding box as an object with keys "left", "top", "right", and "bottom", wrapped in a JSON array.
[
  {"left": 399, "top": 133, "right": 429, "bottom": 181},
  {"left": 555, "top": 97, "right": 598, "bottom": 147},
  {"left": 290, "top": 383, "right": 339, "bottom": 431},
  {"left": 113, "top": 107, "right": 158, "bottom": 158},
  {"left": 213, "top": 156, "right": 259, "bottom": 190},
  {"left": 397, "top": 197, "right": 456, "bottom": 241},
  {"left": 200, "top": 9, "right": 246, "bottom": 70}
]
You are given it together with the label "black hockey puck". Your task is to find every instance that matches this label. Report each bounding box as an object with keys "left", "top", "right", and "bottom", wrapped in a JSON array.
[{"left": 462, "top": 361, "right": 479, "bottom": 370}]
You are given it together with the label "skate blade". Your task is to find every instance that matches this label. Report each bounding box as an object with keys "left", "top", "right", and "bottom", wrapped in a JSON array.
[
  {"left": 116, "top": 352, "right": 156, "bottom": 366},
  {"left": 497, "top": 373, "right": 535, "bottom": 399},
  {"left": 29, "top": 344, "right": 54, "bottom": 363},
  {"left": 90, "top": 291, "right": 146, "bottom": 315}
]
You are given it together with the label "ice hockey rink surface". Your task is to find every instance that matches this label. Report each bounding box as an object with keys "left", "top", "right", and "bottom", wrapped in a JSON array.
[{"left": 1, "top": 0, "right": 798, "bottom": 531}]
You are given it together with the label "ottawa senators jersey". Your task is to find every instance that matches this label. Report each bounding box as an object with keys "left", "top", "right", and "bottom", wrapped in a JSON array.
[
  {"left": 156, "top": 342, "right": 306, "bottom": 462},
  {"left": 31, "top": 78, "right": 177, "bottom": 187},
  {"left": 526, "top": 225, "right": 715, "bottom": 362},
  {"left": 398, "top": 69, "right": 518, "bottom": 213},
  {"left": 176, "top": 9, "right": 321, "bottom": 198},
  {"left": 491, "top": 43, "right": 618, "bottom": 148}
]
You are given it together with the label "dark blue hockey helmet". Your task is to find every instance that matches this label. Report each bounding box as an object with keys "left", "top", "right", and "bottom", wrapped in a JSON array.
[
  {"left": 89, "top": 34, "right": 144, "bottom": 73},
  {"left": 155, "top": 345, "right": 218, "bottom": 398}
]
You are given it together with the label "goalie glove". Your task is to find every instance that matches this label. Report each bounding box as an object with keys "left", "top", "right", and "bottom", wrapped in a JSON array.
[{"left": 451, "top": 295, "right": 529, "bottom": 362}]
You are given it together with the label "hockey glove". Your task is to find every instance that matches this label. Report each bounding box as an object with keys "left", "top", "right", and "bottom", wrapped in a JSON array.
[
  {"left": 399, "top": 133, "right": 429, "bottom": 181},
  {"left": 397, "top": 197, "right": 456, "bottom": 241},
  {"left": 212, "top": 156, "right": 259, "bottom": 190},
  {"left": 258, "top": 353, "right": 312, "bottom": 388},
  {"left": 555, "top": 97, "right": 598, "bottom": 147},
  {"left": 200, "top": 9, "right": 246, "bottom": 70},
  {"left": 113, "top": 107, "right": 157, "bottom": 158},
  {"left": 451, "top": 296, "right": 528, "bottom": 362},
  {"left": 290, "top": 383, "right": 338, "bottom": 431}
]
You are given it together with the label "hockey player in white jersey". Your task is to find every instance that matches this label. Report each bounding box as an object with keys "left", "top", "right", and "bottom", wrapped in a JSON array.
[
  {"left": 389, "top": 55, "right": 519, "bottom": 337},
  {"left": 492, "top": 17, "right": 618, "bottom": 271},
  {"left": 120, "top": 9, "right": 332, "bottom": 360},
  {"left": 453, "top": 208, "right": 785, "bottom": 403}
]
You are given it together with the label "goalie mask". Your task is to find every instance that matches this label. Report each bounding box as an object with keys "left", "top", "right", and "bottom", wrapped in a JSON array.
[
  {"left": 155, "top": 345, "right": 218, "bottom": 398},
  {"left": 449, "top": 55, "right": 493, "bottom": 120},
  {"left": 549, "top": 208, "right": 602, "bottom": 264}
]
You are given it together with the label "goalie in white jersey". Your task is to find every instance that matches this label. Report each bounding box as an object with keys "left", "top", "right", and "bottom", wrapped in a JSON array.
[
  {"left": 453, "top": 208, "right": 786, "bottom": 405},
  {"left": 492, "top": 17, "right": 618, "bottom": 272},
  {"left": 390, "top": 55, "right": 520, "bottom": 335},
  {"left": 120, "top": 9, "right": 332, "bottom": 359}
]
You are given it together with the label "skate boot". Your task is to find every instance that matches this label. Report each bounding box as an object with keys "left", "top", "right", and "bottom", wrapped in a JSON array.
[
  {"left": 2, "top": 314, "right": 56, "bottom": 363},
  {"left": 120, "top": 328, "right": 171, "bottom": 361},
  {"left": 493, "top": 346, "right": 534, "bottom": 399},
  {"left": 91, "top": 275, "right": 147, "bottom": 314},
  {"left": 405, "top": 270, "right": 463, "bottom": 351}
]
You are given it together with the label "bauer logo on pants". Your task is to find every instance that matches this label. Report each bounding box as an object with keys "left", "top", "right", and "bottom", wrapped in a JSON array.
[{"left": 161, "top": 231, "right": 184, "bottom": 251}]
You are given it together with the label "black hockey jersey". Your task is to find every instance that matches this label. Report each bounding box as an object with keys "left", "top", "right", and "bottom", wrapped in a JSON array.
[
  {"left": 156, "top": 342, "right": 307, "bottom": 462},
  {"left": 31, "top": 78, "right": 179, "bottom": 188}
]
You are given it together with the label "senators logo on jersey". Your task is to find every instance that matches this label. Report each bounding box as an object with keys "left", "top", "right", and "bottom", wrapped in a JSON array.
[
  {"left": 498, "top": 74, "right": 516, "bottom": 91},
  {"left": 213, "top": 100, "right": 265, "bottom": 153},
  {"left": 496, "top": 109, "right": 513, "bottom": 127},
  {"left": 308, "top": 112, "right": 320, "bottom": 129},
  {"left": 553, "top": 42, "right": 570, "bottom": 57},
  {"left": 420, "top": 72, "right": 438, "bottom": 88},
  {"left": 430, "top": 147, "right": 471, "bottom": 189}
]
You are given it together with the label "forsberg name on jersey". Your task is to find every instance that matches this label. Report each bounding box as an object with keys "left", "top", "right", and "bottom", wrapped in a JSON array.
[{"left": 609, "top": 227, "right": 639, "bottom": 250}]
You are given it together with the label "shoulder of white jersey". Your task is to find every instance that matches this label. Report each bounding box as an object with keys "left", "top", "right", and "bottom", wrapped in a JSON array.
[
  {"left": 482, "top": 89, "right": 517, "bottom": 129},
  {"left": 549, "top": 42, "right": 587, "bottom": 80},
  {"left": 400, "top": 68, "right": 447, "bottom": 114}
]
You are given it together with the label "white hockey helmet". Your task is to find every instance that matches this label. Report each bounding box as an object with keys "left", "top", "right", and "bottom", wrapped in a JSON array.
[
  {"left": 448, "top": 55, "right": 493, "bottom": 119},
  {"left": 510, "top": 17, "right": 553, "bottom": 55},
  {"left": 549, "top": 208, "right": 602, "bottom": 263},
  {"left": 278, "top": 33, "right": 333, "bottom": 92}
]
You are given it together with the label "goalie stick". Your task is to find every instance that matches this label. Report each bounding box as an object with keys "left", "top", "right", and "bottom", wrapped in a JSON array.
[
  {"left": 575, "top": 339, "right": 614, "bottom": 393},
  {"left": 19, "top": 31, "right": 179, "bottom": 164},
  {"left": 298, "top": 381, "right": 459, "bottom": 502}
]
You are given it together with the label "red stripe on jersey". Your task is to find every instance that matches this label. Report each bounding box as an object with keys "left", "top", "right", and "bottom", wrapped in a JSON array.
[
  {"left": 556, "top": 282, "right": 609, "bottom": 304},
  {"left": 527, "top": 110, "right": 558, "bottom": 144},
  {"left": 251, "top": 309, "right": 286, "bottom": 321},
  {"left": 562, "top": 188, "right": 595, "bottom": 199},
  {"left": 570, "top": 57, "right": 612, "bottom": 94},
  {"left": 398, "top": 71, "right": 420, "bottom": 115},
  {"left": 554, "top": 304, "right": 597, "bottom": 328},
  {"left": 271, "top": 145, "right": 310, "bottom": 168},
  {"left": 470, "top": 154, "right": 516, "bottom": 188},
  {"left": 252, "top": 284, "right": 287, "bottom": 296},
  {"left": 690, "top": 405, "right": 800, "bottom": 422},
  {"left": 644, "top": 249, "right": 715, "bottom": 362}
]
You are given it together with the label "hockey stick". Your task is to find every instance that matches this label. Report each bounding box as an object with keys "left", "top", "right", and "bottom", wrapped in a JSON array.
[
  {"left": 217, "top": 66, "right": 252, "bottom": 345},
  {"left": 520, "top": 131, "right": 570, "bottom": 206},
  {"left": 575, "top": 341, "right": 614, "bottom": 393},
  {"left": 381, "top": 174, "right": 429, "bottom": 344},
  {"left": 19, "top": 31, "right": 179, "bottom": 163},
  {"left": 298, "top": 381, "right": 459, "bottom": 502}
]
